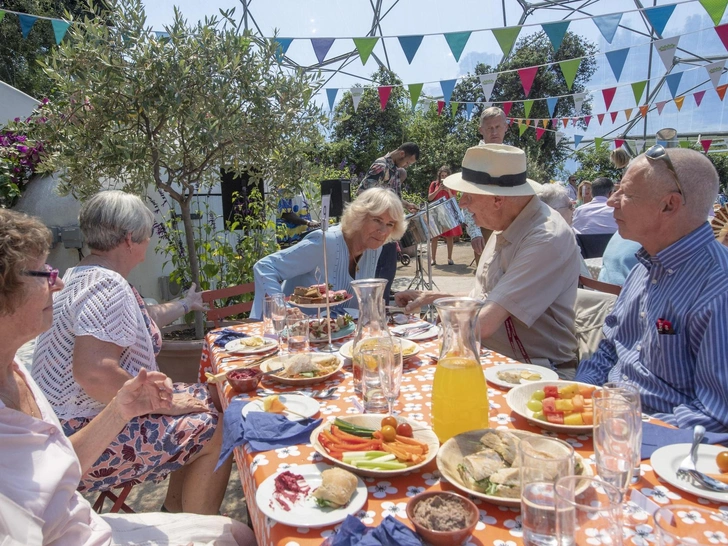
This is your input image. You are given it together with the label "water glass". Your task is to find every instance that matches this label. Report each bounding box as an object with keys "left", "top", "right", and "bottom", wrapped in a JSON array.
[
  {"left": 285, "top": 314, "right": 310, "bottom": 353},
  {"left": 601, "top": 382, "right": 643, "bottom": 476},
  {"left": 654, "top": 505, "right": 728, "bottom": 545},
  {"left": 555, "top": 476, "right": 624, "bottom": 546},
  {"left": 592, "top": 395, "right": 637, "bottom": 494},
  {"left": 520, "top": 436, "right": 575, "bottom": 546},
  {"left": 269, "top": 294, "right": 288, "bottom": 342},
  {"left": 378, "top": 338, "right": 403, "bottom": 415},
  {"left": 358, "top": 339, "right": 392, "bottom": 413}
]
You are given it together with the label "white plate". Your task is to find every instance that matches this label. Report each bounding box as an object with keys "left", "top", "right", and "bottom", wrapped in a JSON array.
[
  {"left": 308, "top": 321, "right": 356, "bottom": 343},
  {"left": 485, "top": 364, "right": 559, "bottom": 390},
  {"left": 506, "top": 380, "right": 598, "bottom": 434},
  {"left": 256, "top": 463, "right": 368, "bottom": 528},
  {"left": 288, "top": 295, "right": 354, "bottom": 309},
  {"left": 224, "top": 337, "right": 278, "bottom": 355},
  {"left": 651, "top": 444, "right": 728, "bottom": 503},
  {"left": 242, "top": 394, "right": 320, "bottom": 421},
  {"left": 338, "top": 338, "right": 420, "bottom": 360},
  {"left": 260, "top": 354, "right": 344, "bottom": 386},
  {"left": 310, "top": 415, "right": 440, "bottom": 478},
  {"left": 390, "top": 322, "right": 440, "bottom": 341}
]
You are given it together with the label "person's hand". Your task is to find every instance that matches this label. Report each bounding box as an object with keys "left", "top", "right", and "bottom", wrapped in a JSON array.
[
  {"left": 405, "top": 202, "right": 420, "bottom": 213},
  {"left": 307, "top": 220, "right": 321, "bottom": 229},
  {"left": 154, "top": 393, "right": 210, "bottom": 416},
  {"left": 394, "top": 289, "right": 436, "bottom": 314},
  {"left": 114, "top": 368, "right": 174, "bottom": 421},
  {"left": 470, "top": 236, "right": 485, "bottom": 255},
  {"left": 183, "top": 283, "right": 206, "bottom": 312}
]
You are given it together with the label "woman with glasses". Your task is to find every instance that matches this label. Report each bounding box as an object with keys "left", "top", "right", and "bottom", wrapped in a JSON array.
[
  {"left": 31, "top": 191, "right": 232, "bottom": 516},
  {"left": 0, "top": 209, "right": 254, "bottom": 545}
]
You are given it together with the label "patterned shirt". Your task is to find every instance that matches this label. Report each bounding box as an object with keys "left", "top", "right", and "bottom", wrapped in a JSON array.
[
  {"left": 576, "top": 223, "right": 728, "bottom": 431},
  {"left": 357, "top": 154, "right": 400, "bottom": 197}
]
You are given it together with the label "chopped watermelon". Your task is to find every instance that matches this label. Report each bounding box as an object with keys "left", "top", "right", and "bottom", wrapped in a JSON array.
[{"left": 544, "top": 385, "right": 559, "bottom": 399}]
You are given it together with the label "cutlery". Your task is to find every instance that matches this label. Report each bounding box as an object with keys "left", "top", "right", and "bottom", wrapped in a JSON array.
[
  {"left": 676, "top": 426, "right": 728, "bottom": 492},
  {"left": 259, "top": 387, "right": 338, "bottom": 399}
]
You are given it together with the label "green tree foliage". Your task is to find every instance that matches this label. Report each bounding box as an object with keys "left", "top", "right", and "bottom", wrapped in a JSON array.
[{"left": 571, "top": 145, "right": 624, "bottom": 183}]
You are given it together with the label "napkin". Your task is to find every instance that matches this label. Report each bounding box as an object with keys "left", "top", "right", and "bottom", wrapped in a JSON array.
[
  {"left": 327, "top": 515, "right": 422, "bottom": 546},
  {"left": 211, "top": 328, "right": 249, "bottom": 347},
  {"left": 215, "top": 397, "right": 322, "bottom": 470},
  {"left": 641, "top": 422, "right": 728, "bottom": 459}
]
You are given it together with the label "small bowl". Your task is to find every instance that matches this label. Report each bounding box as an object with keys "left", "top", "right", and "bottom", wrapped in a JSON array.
[
  {"left": 225, "top": 367, "right": 262, "bottom": 392},
  {"left": 406, "top": 491, "right": 479, "bottom": 546}
]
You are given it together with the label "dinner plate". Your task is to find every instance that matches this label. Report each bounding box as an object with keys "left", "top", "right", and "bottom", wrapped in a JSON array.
[
  {"left": 651, "top": 444, "right": 728, "bottom": 503},
  {"left": 242, "top": 394, "right": 320, "bottom": 421},
  {"left": 288, "top": 294, "right": 354, "bottom": 309},
  {"left": 224, "top": 336, "right": 278, "bottom": 355},
  {"left": 484, "top": 364, "right": 559, "bottom": 390},
  {"left": 310, "top": 415, "right": 440, "bottom": 478},
  {"left": 390, "top": 322, "right": 440, "bottom": 341},
  {"left": 308, "top": 321, "right": 356, "bottom": 343},
  {"left": 437, "top": 428, "right": 593, "bottom": 507},
  {"left": 506, "top": 380, "right": 597, "bottom": 434},
  {"left": 338, "top": 338, "right": 420, "bottom": 360},
  {"left": 255, "top": 463, "right": 368, "bottom": 528},
  {"left": 259, "top": 354, "right": 343, "bottom": 386}
]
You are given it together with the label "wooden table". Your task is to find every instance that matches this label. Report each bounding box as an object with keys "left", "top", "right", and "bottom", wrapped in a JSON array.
[{"left": 201, "top": 323, "right": 725, "bottom": 546}]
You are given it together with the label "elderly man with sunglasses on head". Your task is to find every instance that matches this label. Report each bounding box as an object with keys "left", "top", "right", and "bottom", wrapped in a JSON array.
[{"left": 576, "top": 146, "right": 728, "bottom": 432}]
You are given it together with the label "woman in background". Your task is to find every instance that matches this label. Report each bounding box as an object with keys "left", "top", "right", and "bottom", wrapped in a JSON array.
[
  {"left": 428, "top": 165, "right": 463, "bottom": 265},
  {"left": 576, "top": 180, "right": 592, "bottom": 207}
]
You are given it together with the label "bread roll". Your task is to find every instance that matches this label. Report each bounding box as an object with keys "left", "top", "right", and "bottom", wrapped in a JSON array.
[{"left": 313, "top": 468, "right": 358, "bottom": 508}]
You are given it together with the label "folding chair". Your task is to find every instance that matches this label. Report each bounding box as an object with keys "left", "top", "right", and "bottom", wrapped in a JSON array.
[
  {"left": 575, "top": 233, "right": 614, "bottom": 259},
  {"left": 578, "top": 275, "right": 622, "bottom": 296},
  {"left": 92, "top": 483, "right": 135, "bottom": 514}
]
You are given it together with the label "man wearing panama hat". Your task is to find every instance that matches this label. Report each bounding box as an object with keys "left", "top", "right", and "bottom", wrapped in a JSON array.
[{"left": 396, "top": 144, "right": 581, "bottom": 371}]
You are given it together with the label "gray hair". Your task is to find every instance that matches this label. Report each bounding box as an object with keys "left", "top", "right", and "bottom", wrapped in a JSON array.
[
  {"left": 480, "top": 106, "right": 506, "bottom": 124},
  {"left": 342, "top": 187, "right": 408, "bottom": 242},
  {"left": 669, "top": 148, "right": 719, "bottom": 222},
  {"left": 80, "top": 190, "right": 154, "bottom": 251},
  {"left": 537, "top": 183, "right": 572, "bottom": 210}
]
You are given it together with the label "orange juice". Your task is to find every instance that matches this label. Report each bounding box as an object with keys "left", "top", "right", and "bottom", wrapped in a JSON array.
[{"left": 431, "top": 357, "right": 489, "bottom": 442}]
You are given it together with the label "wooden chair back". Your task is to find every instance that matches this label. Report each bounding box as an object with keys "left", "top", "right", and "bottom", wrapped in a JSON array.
[
  {"left": 578, "top": 275, "right": 622, "bottom": 296},
  {"left": 92, "top": 483, "right": 135, "bottom": 513},
  {"left": 202, "top": 283, "right": 256, "bottom": 327}
]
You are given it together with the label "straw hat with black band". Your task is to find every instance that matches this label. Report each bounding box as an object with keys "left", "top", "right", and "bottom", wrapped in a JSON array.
[{"left": 443, "top": 144, "right": 541, "bottom": 197}]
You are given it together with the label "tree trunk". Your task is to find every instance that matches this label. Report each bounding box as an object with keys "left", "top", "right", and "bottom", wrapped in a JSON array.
[{"left": 178, "top": 198, "right": 205, "bottom": 339}]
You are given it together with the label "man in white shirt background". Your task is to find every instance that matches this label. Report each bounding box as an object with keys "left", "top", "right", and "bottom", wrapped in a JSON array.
[{"left": 572, "top": 177, "right": 618, "bottom": 234}]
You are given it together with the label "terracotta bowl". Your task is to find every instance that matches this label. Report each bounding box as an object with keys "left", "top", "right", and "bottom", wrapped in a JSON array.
[
  {"left": 406, "top": 490, "right": 479, "bottom": 546},
  {"left": 226, "top": 367, "right": 262, "bottom": 393}
]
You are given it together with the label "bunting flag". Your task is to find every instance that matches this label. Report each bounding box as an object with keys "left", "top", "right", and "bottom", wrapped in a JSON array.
[
  {"left": 595, "top": 137, "right": 604, "bottom": 150},
  {"left": 556, "top": 131, "right": 565, "bottom": 146},
  {"left": 272, "top": 38, "right": 293, "bottom": 61},
  {"left": 51, "top": 20, "right": 70, "bottom": 44},
  {"left": 351, "top": 87, "right": 364, "bottom": 113},
  {"left": 18, "top": 14, "right": 37, "bottom": 38},
  {"left": 678, "top": 140, "right": 692, "bottom": 148},
  {"left": 656, "top": 100, "right": 667, "bottom": 114},
  {"left": 700, "top": 0, "right": 728, "bottom": 25},
  {"left": 378, "top": 86, "right": 393, "bottom": 110},
  {"left": 654, "top": 37, "right": 679, "bottom": 70},
  {"left": 451, "top": 101, "right": 459, "bottom": 117},
  {"left": 615, "top": 139, "right": 625, "bottom": 148},
  {"left": 717, "top": 83, "right": 728, "bottom": 100},
  {"left": 542, "top": 21, "right": 570, "bottom": 51},
  {"left": 562, "top": 117, "right": 569, "bottom": 128},
  {"left": 444, "top": 31, "right": 471, "bottom": 62},
  {"left": 0, "top": 11, "right": 5, "bottom": 23},
  {"left": 536, "top": 127, "right": 546, "bottom": 140},
  {"left": 597, "top": 113, "right": 605, "bottom": 125},
  {"left": 606, "top": 48, "right": 629, "bottom": 81},
  {"left": 546, "top": 97, "right": 558, "bottom": 118},
  {"left": 518, "top": 66, "right": 538, "bottom": 97},
  {"left": 552, "top": 118, "right": 559, "bottom": 128},
  {"left": 311, "top": 38, "right": 335, "bottom": 64},
  {"left": 593, "top": 13, "right": 622, "bottom": 44},
  {"left": 518, "top": 123, "right": 528, "bottom": 136},
  {"left": 541, "top": 118, "right": 549, "bottom": 128},
  {"left": 559, "top": 58, "right": 581, "bottom": 90},
  {"left": 632, "top": 80, "right": 647, "bottom": 105},
  {"left": 466, "top": 102, "right": 474, "bottom": 118},
  {"left": 440, "top": 79, "right": 457, "bottom": 105},
  {"left": 610, "top": 111, "right": 618, "bottom": 123},
  {"left": 624, "top": 108, "right": 633, "bottom": 120},
  {"left": 479, "top": 74, "right": 498, "bottom": 101},
  {"left": 437, "top": 100, "right": 445, "bottom": 115},
  {"left": 408, "top": 83, "right": 423, "bottom": 111},
  {"left": 523, "top": 99, "right": 534, "bottom": 118},
  {"left": 502, "top": 101, "right": 513, "bottom": 116},
  {"left": 398, "top": 35, "right": 423, "bottom": 64},
  {"left": 573, "top": 93, "right": 585, "bottom": 116},
  {"left": 694, "top": 89, "right": 706, "bottom": 106},
  {"left": 326, "top": 88, "right": 338, "bottom": 111},
  {"left": 353, "top": 37, "right": 378, "bottom": 65},
  {"left": 701, "top": 139, "right": 713, "bottom": 152},
  {"left": 674, "top": 96, "right": 685, "bottom": 111},
  {"left": 665, "top": 72, "right": 683, "bottom": 99},
  {"left": 602, "top": 87, "right": 617, "bottom": 111},
  {"left": 643, "top": 4, "right": 676, "bottom": 36},
  {"left": 574, "top": 134, "right": 584, "bottom": 148},
  {"left": 715, "top": 24, "right": 728, "bottom": 50},
  {"left": 639, "top": 104, "right": 649, "bottom": 117},
  {"left": 492, "top": 26, "right": 521, "bottom": 58},
  {"left": 583, "top": 115, "right": 592, "bottom": 127},
  {"left": 705, "top": 60, "right": 725, "bottom": 89},
  {"left": 572, "top": 117, "right": 579, "bottom": 127}
]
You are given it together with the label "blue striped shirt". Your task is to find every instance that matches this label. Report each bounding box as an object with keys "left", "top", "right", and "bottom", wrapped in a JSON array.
[{"left": 576, "top": 223, "right": 728, "bottom": 431}]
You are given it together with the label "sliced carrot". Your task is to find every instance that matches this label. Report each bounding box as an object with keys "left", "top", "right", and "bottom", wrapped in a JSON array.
[{"left": 395, "top": 435, "right": 428, "bottom": 447}]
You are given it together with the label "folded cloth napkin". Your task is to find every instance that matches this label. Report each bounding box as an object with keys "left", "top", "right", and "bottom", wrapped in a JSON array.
[
  {"left": 641, "top": 422, "right": 728, "bottom": 459},
  {"left": 212, "top": 328, "right": 249, "bottom": 347},
  {"left": 327, "top": 515, "right": 422, "bottom": 546},
  {"left": 215, "top": 397, "right": 322, "bottom": 470}
]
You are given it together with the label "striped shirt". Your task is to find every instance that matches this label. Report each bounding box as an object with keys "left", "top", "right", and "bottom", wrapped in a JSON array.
[{"left": 576, "top": 223, "right": 728, "bottom": 432}]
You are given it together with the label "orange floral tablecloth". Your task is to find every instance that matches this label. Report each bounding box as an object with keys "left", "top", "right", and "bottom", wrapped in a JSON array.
[{"left": 201, "top": 323, "right": 726, "bottom": 546}]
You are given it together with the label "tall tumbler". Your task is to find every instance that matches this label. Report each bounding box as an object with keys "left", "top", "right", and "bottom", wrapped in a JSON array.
[
  {"left": 592, "top": 395, "right": 638, "bottom": 494},
  {"left": 555, "top": 476, "right": 624, "bottom": 546},
  {"left": 602, "top": 382, "right": 643, "bottom": 477}
]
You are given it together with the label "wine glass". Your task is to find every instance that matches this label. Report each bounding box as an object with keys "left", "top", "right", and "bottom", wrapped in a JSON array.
[{"left": 378, "top": 338, "right": 403, "bottom": 416}]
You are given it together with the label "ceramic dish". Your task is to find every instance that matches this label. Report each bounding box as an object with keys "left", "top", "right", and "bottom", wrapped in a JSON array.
[
  {"left": 338, "top": 338, "right": 420, "bottom": 360},
  {"left": 288, "top": 295, "right": 354, "bottom": 309},
  {"left": 484, "top": 364, "right": 559, "bottom": 390},
  {"left": 310, "top": 415, "right": 439, "bottom": 478},
  {"left": 506, "top": 380, "right": 597, "bottom": 434},
  {"left": 651, "top": 444, "right": 728, "bottom": 503},
  {"left": 437, "top": 428, "right": 593, "bottom": 507},
  {"left": 259, "top": 354, "right": 343, "bottom": 387},
  {"left": 242, "top": 394, "right": 320, "bottom": 421},
  {"left": 255, "top": 463, "right": 368, "bottom": 527},
  {"left": 390, "top": 322, "right": 440, "bottom": 341},
  {"left": 224, "top": 336, "right": 278, "bottom": 355},
  {"left": 308, "top": 321, "right": 356, "bottom": 343}
]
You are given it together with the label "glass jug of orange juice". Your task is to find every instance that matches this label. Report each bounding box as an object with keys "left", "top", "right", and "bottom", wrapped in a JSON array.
[{"left": 431, "top": 297, "right": 489, "bottom": 442}]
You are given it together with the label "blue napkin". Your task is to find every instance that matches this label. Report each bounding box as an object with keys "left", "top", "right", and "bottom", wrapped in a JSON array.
[
  {"left": 641, "top": 422, "right": 728, "bottom": 459},
  {"left": 215, "top": 397, "right": 322, "bottom": 470},
  {"left": 327, "top": 515, "right": 422, "bottom": 546},
  {"left": 212, "top": 328, "right": 249, "bottom": 347}
]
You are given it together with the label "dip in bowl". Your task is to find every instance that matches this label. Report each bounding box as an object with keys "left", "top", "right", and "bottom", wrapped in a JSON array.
[
  {"left": 406, "top": 490, "right": 478, "bottom": 546},
  {"left": 226, "top": 367, "right": 262, "bottom": 393}
]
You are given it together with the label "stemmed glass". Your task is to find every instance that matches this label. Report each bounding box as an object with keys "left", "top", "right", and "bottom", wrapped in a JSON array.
[{"left": 378, "top": 338, "right": 403, "bottom": 416}]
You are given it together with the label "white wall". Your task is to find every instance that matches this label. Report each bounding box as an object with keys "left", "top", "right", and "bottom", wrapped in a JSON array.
[{"left": 0, "top": 81, "right": 39, "bottom": 126}]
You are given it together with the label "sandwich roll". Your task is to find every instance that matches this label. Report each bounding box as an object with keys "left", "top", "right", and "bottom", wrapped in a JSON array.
[{"left": 313, "top": 468, "right": 358, "bottom": 508}]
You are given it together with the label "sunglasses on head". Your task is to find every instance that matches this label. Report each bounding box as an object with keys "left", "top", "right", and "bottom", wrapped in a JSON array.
[
  {"left": 23, "top": 264, "right": 59, "bottom": 287},
  {"left": 645, "top": 144, "right": 686, "bottom": 204}
]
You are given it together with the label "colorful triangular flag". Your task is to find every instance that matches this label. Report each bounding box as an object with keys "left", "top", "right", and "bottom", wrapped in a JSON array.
[
  {"left": 606, "top": 48, "right": 630, "bottom": 81},
  {"left": 610, "top": 111, "right": 618, "bottom": 123},
  {"left": 584, "top": 115, "right": 592, "bottom": 128},
  {"left": 479, "top": 74, "right": 498, "bottom": 101},
  {"left": 615, "top": 139, "right": 625, "bottom": 148},
  {"left": 440, "top": 79, "right": 457, "bottom": 106},
  {"left": 562, "top": 118, "right": 569, "bottom": 128},
  {"left": 597, "top": 113, "right": 605, "bottom": 125},
  {"left": 574, "top": 134, "right": 584, "bottom": 148},
  {"left": 541, "top": 119, "right": 549, "bottom": 128},
  {"left": 536, "top": 127, "right": 546, "bottom": 141},
  {"left": 700, "top": 0, "right": 728, "bottom": 25},
  {"left": 518, "top": 123, "right": 528, "bottom": 136},
  {"left": 326, "top": 88, "right": 338, "bottom": 111},
  {"left": 523, "top": 99, "right": 534, "bottom": 118},
  {"left": 701, "top": 139, "right": 713, "bottom": 152},
  {"left": 398, "top": 35, "right": 424, "bottom": 64},
  {"left": 715, "top": 24, "right": 728, "bottom": 51},
  {"left": 546, "top": 97, "right": 558, "bottom": 118},
  {"left": 542, "top": 21, "right": 570, "bottom": 51},
  {"left": 556, "top": 131, "right": 565, "bottom": 146},
  {"left": 311, "top": 38, "right": 335, "bottom": 64},
  {"left": 639, "top": 105, "right": 649, "bottom": 117},
  {"left": 665, "top": 72, "right": 683, "bottom": 99},
  {"left": 593, "top": 13, "right": 622, "bottom": 44},
  {"left": 717, "top": 83, "right": 728, "bottom": 100},
  {"left": 444, "top": 31, "right": 471, "bottom": 62},
  {"left": 632, "top": 81, "right": 647, "bottom": 105},
  {"left": 437, "top": 101, "right": 445, "bottom": 115},
  {"left": 654, "top": 37, "right": 679, "bottom": 70},
  {"left": 705, "top": 60, "right": 725, "bottom": 89},
  {"left": 602, "top": 87, "right": 617, "bottom": 111},
  {"left": 378, "top": 86, "right": 392, "bottom": 110},
  {"left": 624, "top": 108, "right": 633, "bottom": 121},
  {"left": 353, "top": 37, "right": 378, "bottom": 65},
  {"left": 694, "top": 90, "right": 706, "bottom": 106},
  {"left": 492, "top": 27, "right": 521, "bottom": 58},
  {"left": 573, "top": 93, "right": 585, "bottom": 116},
  {"left": 351, "top": 87, "right": 364, "bottom": 113},
  {"left": 674, "top": 96, "right": 685, "bottom": 111},
  {"left": 502, "top": 101, "right": 513, "bottom": 116},
  {"left": 408, "top": 83, "right": 423, "bottom": 111},
  {"left": 559, "top": 58, "right": 581, "bottom": 90},
  {"left": 643, "top": 4, "right": 676, "bottom": 36},
  {"left": 656, "top": 100, "right": 667, "bottom": 114},
  {"left": 51, "top": 20, "right": 70, "bottom": 44},
  {"left": 0, "top": 11, "right": 5, "bottom": 24},
  {"left": 18, "top": 14, "right": 37, "bottom": 38},
  {"left": 451, "top": 101, "right": 459, "bottom": 117},
  {"left": 518, "top": 67, "right": 538, "bottom": 97},
  {"left": 595, "top": 137, "right": 604, "bottom": 150},
  {"left": 466, "top": 102, "right": 474, "bottom": 119},
  {"left": 272, "top": 38, "right": 293, "bottom": 62}
]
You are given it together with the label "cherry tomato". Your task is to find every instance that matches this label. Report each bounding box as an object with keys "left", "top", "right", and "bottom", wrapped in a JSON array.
[
  {"left": 381, "top": 425, "right": 397, "bottom": 442},
  {"left": 716, "top": 451, "right": 728, "bottom": 473},
  {"left": 381, "top": 416, "right": 397, "bottom": 429},
  {"left": 396, "top": 422, "right": 413, "bottom": 437}
]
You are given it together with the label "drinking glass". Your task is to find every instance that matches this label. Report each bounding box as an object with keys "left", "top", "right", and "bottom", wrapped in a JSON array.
[
  {"left": 378, "top": 338, "right": 403, "bottom": 415},
  {"left": 654, "top": 505, "right": 727, "bottom": 545},
  {"left": 592, "top": 395, "right": 637, "bottom": 494},
  {"left": 601, "top": 382, "right": 643, "bottom": 477},
  {"left": 555, "top": 476, "right": 624, "bottom": 546},
  {"left": 285, "top": 314, "right": 310, "bottom": 353},
  {"left": 520, "top": 436, "right": 575, "bottom": 546},
  {"left": 358, "top": 338, "right": 391, "bottom": 413},
  {"left": 263, "top": 295, "right": 276, "bottom": 335},
  {"left": 269, "top": 294, "right": 288, "bottom": 343}
]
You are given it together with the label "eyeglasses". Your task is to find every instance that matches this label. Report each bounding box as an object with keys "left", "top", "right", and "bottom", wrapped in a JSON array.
[
  {"left": 645, "top": 144, "right": 685, "bottom": 204},
  {"left": 558, "top": 202, "right": 575, "bottom": 211},
  {"left": 23, "top": 264, "right": 59, "bottom": 287}
]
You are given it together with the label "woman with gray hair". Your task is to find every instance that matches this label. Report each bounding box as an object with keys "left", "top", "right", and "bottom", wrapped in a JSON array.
[
  {"left": 252, "top": 186, "right": 407, "bottom": 317},
  {"left": 31, "top": 190, "right": 232, "bottom": 516}
]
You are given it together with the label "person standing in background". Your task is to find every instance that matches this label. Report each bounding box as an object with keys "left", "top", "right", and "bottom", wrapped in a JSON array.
[
  {"left": 576, "top": 180, "right": 593, "bottom": 207},
  {"left": 277, "top": 191, "right": 320, "bottom": 246},
  {"left": 428, "top": 166, "right": 462, "bottom": 265}
]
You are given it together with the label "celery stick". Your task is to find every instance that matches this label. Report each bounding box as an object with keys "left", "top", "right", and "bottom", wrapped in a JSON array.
[
  {"left": 342, "top": 450, "right": 387, "bottom": 460},
  {"left": 355, "top": 460, "right": 408, "bottom": 470},
  {"left": 368, "top": 454, "right": 396, "bottom": 463}
]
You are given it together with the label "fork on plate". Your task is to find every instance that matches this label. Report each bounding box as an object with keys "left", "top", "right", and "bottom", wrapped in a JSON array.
[{"left": 676, "top": 425, "right": 728, "bottom": 492}]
